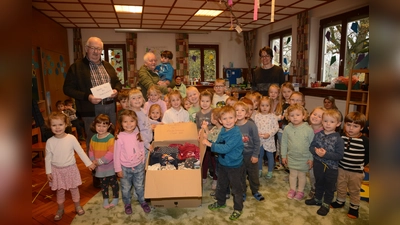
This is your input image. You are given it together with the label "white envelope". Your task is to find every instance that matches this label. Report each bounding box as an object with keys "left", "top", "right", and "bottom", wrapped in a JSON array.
[{"left": 90, "top": 82, "right": 113, "bottom": 99}]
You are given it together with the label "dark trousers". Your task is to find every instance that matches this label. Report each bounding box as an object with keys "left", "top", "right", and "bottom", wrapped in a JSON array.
[
  {"left": 215, "top": 162, "right": 245, "bottom": 211},
  {"left": 99, "top": 175, "right": 119, "bottom": 199},
  {"left": 202, "top": 147, "right": 217, "bottom": 180},
  {"left": 313, "top": 160, "right": 338, "bottom": 204},
  {"left": 242, "top": 154, "right": 260, "bottom": 194},
  {"left": 71, "top": 119, "right": 85, "bottom": 137}
]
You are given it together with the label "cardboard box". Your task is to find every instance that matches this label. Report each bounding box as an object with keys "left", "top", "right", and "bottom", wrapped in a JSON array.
[{"left": 144, "top": 122, "right": 206, "bottom": 208}]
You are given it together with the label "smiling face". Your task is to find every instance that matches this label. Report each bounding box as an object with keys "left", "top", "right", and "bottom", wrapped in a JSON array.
[
  {"left": 324, "top": 99, "right": 333, "bottom": 109},
  {"left": 148, "top": 91, "right": 160, "bottom": 103},
  {"left": 95, "top": 122, "right": 110, "bottom": 137},
  {"left": 268, "top": 86, "right": 279, "bottom": 100},
  {"left": 260, "top": 50, "right": 272, "bottom": 67},
  {"left": 120, "top": 98, "right": 129, "bottom": 109},
  {"left": 149, "top": 107, "right": 161, "bottom": 120},
  {"left": 170, "top": 93, "right": 182, "bottom": 110},
  {"left": 85, "top": 37, "right": 103, "bottom": 64},
  {"left": 200, "top": 95, "right": 212, "bottom": 110},
  {"left": 144, "top": 52, "right": 157, "bottom": 71},
  {"left": 50, "top": 118, "right": 67, "bottom": 138},
  {"left": 121, "top": 115, "right": 137, "bottom": 133},
  {"left": 282, "top": 87, "right": 293, "bottom": 102},
  {"left": 219, "top": 111, "right": 237, "bottom": 130},
  {"left": 129, "top": 94, "right": 144, "bottom": 110},
  {"left": 309, "top": 108, "right": 324, "bottom": 126},
  {"left": 289, "top": 94, "right": 304, "bottom": 106},
  {"left": 187, "top": 90, "right": 199, "bottom": 105},
  {"left": 235, "top": 105, "right": 248, "bottom": 121}
]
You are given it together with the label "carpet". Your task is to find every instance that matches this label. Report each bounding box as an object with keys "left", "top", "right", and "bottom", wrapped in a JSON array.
[{"left": 71, "top": 168, "right": 369, "bottom": 225}]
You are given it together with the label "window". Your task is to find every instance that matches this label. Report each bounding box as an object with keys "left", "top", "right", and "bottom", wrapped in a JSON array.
[
  {"left": 189, "top": 45, "right": 219, "bottom": 82},
  {"left": 100, "top": 44, "right": 127, "bottom": 85},
  {"left": 269, "top": 29, "right": 292, "bottom": 73},
  {"left": 318, "top": 6, "right": 369, "bottom": 82}
]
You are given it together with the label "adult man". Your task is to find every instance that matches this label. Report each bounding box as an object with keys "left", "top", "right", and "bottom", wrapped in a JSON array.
[
  {"left": 63, "top": 36, "right": 122, "bottom": 187},
  {"left": 137, "top": 52, "right": 171, "bottom": 100},
  {"left": 252, "top": 46, "right": 285, "bottom": 96}
]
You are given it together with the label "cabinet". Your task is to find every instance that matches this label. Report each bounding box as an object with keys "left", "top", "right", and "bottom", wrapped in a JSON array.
[{"left": 345, "top": 69, "right": 369, "bottom": 119}]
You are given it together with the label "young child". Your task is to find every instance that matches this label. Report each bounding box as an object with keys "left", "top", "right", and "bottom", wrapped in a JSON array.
[
  {"left": 143, "top": 85, "right": 167, "bottom": 115},
  {"left": 201, "top": 107, "right": 222, "bottom": 192},
  {"left": 64, "top": 99, "right": 85, "bottom": 141},
  {"left": 117, "top": 89, "right": 130, "bottom": 115},
  {"left": 254, "top": 96, "right": 279, "bottom": 179},
  {"left": 248, "top": 92, "right": 262, "bottom": 117},
  {"left": 202, "top": 106, "right": 245, "bottom": 221},
  {"left": 56, "top": 100, "right": 65, "bottom": 113},
  {"left": 225, "top": 96, "right": 238, "bottom": 107},
  {"left": 267, "top": 84, "right": 282, "bottom": 169},
  {"left": 155, "top": 50, "right": 174, "bottom": 85},
  {"left": 162, "top": 90, "right": 189, "bottom": 123},
  {"left": 239, "top": 97, "right": 255, "bottom": 122},
  {"left": 281, "top": 104, "right": 314, "bottom": 201},
  {"left": 128, "top": 88, "right": 153, "bottom": 157},
  {"left": 164, "top": 92, "right": 171, "bottom": 110},
  {"left": 183, "top": 96, "right": 192, "bottom": 110},
  {"left": 114, "top": 110, "right": 151, "bottom": 214},
  {"left": 148, "top": 104, "right": 163, "bottom": 124},
  {"left": 307, "top": 106, "right": 326, "bottom": 199},
  {"left": 45, "top": 112, "right": 95, "bottom": 221},
  {"left": 212, "top": 78, "right": 229, "bottom": 108},
  {"left": 234, "top": 101, "right": 264, "bottom": 201},
  {"left": 173, "top": 75, "right": 187, "bottom": 98},
  {"left": 306, "top": 109, "right": 344, "bottom": 216},
  {"left": 186, "top": 86, "right": 201, "bottom": 122},
  {"left": 331, "top": 111, "right": 369, "bottom": 219},
  {"left": 195, "top": 91, "right": 214, "bottom": 186},
  {"left": 88, "top": 114, "right": 118, "bottom": 209}
]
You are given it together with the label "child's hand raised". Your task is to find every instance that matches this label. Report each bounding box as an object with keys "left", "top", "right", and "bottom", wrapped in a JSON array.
[{"left": 315, "top": 147, "right": 326, "bottom": 157}]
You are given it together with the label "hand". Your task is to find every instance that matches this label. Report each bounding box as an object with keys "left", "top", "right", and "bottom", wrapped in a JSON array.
[
  {"left": 148, "top": 145, "right": 154, "bottom": 153},
  {"left": 282, "top": 158, "right": 288, "bottom": 166},
  {"left": 251, "top": 156, "right": 259, "bottom": 164},
  {"left": 151, "top": 124, "right": 157, "bottom": 130},
  {"left": 88, "top": 94, "right": 102, "bottom": 104},
  {"left": 117, "top": 171, "right": 123, "bottom": 178},
  {"left": 110, "top": 89, "right": 118, "bottom": 98},
  {"left": 88, "top": 163, "right": 96, "bottom": 171},
  {"left": 307, "top": 160, "right": 313, "bottom": 169},
  {"left": 202, "top": 139, "right": 211, "bottom": 147},
  {"left": 47, "top": 174, "right": 53, "bottom": 182},
  {"left": 315, "top": 147, "right": 326, "bottom": 157},
  {"left": 92, "top": 160, "right": 98, "bottom": 166},
  {"left": 263, "top": 133, "right": 270, "bottom": 139}
]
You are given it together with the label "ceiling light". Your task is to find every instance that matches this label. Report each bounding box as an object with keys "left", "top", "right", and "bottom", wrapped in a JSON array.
[
  {"left": 114, "top": 5, "right": 143, "bottom": 13},
  {"left": 195, "top": 9, "right": 223, "bottom": 17}
]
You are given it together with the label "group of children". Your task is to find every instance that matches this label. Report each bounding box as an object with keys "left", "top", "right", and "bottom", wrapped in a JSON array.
[{"left": 44, "top": 77, "right": 369, "bottom": 221}]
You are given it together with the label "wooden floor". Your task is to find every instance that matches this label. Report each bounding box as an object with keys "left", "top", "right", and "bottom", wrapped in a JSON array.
[{"left": 32, "top": 141, "right": 100, "bottom": 225}]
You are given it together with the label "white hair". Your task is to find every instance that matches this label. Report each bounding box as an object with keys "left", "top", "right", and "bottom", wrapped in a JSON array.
[
  {"left": 85, "top": 37, "right": 103, "bottom": 48},
  {"left": 143, "top": 52, "right": 155, "bottom": 62}
]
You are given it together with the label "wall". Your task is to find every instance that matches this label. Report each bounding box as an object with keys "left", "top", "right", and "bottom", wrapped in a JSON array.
[{"left": 32, "top": 7, "right": 69, "bottom": 115}]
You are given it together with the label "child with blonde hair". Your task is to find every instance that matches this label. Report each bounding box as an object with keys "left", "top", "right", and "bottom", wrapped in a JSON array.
[
  {"left": 225, "top": 96, "right": 238, "bottom": 107},
  {"left": 183, "top": 96, "right": 192, "bottom": 110},
  {"left": 114, "top": 110, "right": 151, "bottom": 214},
  {"left": 281, "top": 104, "right": 314, "bottom": 201},
  {"left": 45, "top": 112, "right": 95, "bottom": 221},
  {"left": 254, "top": 96, "right": 279, "bottom": 179},
  {"left": 88, "top": 114, "right": 118, "bottom": 209},
  {"left": 186, "top": 86, "right": 201, "bottom": 122},
  {"left": 212, "top": 78, "right": 229, "bottom": 108},
  {"left": 128, "top": 88, "right": 153, "bottom": 156},
  {"left": 164, "top": 92, "right": 171, "bottom": 110},
  {"left": 306, "top": 106, "right": 326, "bottom": 199},
  {"left": 143, "top": 85, "right": 167, "bottom": 115},
  {"left": 162, "top": 90, "right": 189, "bottom": 123},
  {"left": 306, "top": 109, "right": 344, "bottom": 216}
]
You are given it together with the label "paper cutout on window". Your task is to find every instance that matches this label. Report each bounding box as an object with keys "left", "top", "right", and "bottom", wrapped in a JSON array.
[
  {"left": 325, "top": 31, "right": 331, "bottom": 42},
  {"left": 274, "top": 45, "right": 277, "bottom": 52},
  {"left": 330, "top": 56, "right": 336, "bottom": 66},
  {"left": 286, "top": 37, "right": 291, "bottom": 44},
  {"left": 356, "top": 53, "right": 365, "bottom": 64},
  {"left": 283, "top": 58, "right": 288, "bottom": 65},
  {"left": 351, "top": 22, "right": 359, "bottom": 33},
  {"left": 191, "top": 55, "right": 197, "bottom": 62}
]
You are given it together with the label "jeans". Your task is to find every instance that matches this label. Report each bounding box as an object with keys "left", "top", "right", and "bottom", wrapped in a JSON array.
[
  {"left": 120, "top": 163, "right": 145, "bottom": 205},
  {"left": 258, "top": 146, "right": 274, "bottom": 172}
]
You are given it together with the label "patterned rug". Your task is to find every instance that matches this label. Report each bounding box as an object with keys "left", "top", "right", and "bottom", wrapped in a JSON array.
[{"left": 71, "top": 168, "right": 369, "bottom": 225}]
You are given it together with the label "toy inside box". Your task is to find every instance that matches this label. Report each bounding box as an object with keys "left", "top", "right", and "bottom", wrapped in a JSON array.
[
  {"left": 335, "top": 81, "right": 360, "bottom": 90},
  {"left": 144, "top": 122, "right": 206, "bottom": 208}
]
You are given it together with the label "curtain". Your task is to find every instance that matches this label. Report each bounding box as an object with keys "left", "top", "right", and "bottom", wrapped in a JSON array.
[
  {"left": 73, "top": 28, "right": 83, "bottom": 61},
  {"left": 175, "top": 33, "right": 189, "bottom": 84},
  {"left": 296, "top": 11, "right": 309, "bottom": 86},
  {"left": 243, "top": 30, "right": 257, "bottom": 83},
  {"left": 126, "top": 33, "right": 137, "bottom": 87}
]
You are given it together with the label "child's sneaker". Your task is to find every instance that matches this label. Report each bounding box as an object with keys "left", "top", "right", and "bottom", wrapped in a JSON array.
[
  {"left": 330, "top": 200, "right": 345, "bottom": 208},
  {"left": 202, "top": 179, "right": 207, "bottom": 184},
  {"left": 229, "top": 210, "right": 242, "bottom": 220},
  {"left": 253, "top": 192, "right": 265, "bottom": 201},
  {"left": 317, "top": 203, "right": 330, "bottom": 216},
  {"left": 308, "top": 188, "right": 315, "bottom": 199},
  {"left": 265, "top": 172, "right": 273, "bottom": 179},
  {"left": 287, "top": 189, "right": 296, "bottom": 199},
  {"left": 211, "top": 180, "right": 217, "bottom": 190},
  {"left": 347, "top": 205, "right": 359, "bottom": 219},
  {"left": 293, "top": 191, "right": 304, "bottom": 201},
  {"left": 208, "top": 202, "right": 226, "bottom": 211},
  {"left": 124, "top": 204, "right": 132, "bottom": 215},
  {"left": 140, "top": 202, "right": 151, "bottom": 213},
  {"left": 258, "top": 170, "right": 262, "bottom": 177},
  {"left": 305, "top": 198, "right": 322, "bottom": 206}
]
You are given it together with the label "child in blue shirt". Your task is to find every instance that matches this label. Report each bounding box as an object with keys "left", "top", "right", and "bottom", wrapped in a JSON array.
[
  {"left": 155, "top": 50, "right": 174, "bottom": 86},
  {"left": 202, "top": 106, "right": 245, "bottom": 221}
]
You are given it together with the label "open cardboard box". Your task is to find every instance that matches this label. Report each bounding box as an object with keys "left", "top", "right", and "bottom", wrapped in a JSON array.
[{"left": 144, "top": 122, "right": 206, "bottom": 208}]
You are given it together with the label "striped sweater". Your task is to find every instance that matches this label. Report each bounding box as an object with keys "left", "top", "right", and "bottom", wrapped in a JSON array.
[{"left": 339, "top": 135, "right": 369, "bottom": 173}]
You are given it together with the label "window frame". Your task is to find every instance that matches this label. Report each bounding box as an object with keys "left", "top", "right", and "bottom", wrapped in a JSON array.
[
  {"left": 317, "top": 6, "right": 369, "bottom": 82},
  {"left": 188, "top": 44, "right": 219, "bottom": 82},
  {"left": 269, "top": 28, "right": 292, "bottom": 72}
]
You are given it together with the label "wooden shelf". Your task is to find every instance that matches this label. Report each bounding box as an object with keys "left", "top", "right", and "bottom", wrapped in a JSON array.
[{"left": 345, "top": 69, "right": 369, "bottom": 119}]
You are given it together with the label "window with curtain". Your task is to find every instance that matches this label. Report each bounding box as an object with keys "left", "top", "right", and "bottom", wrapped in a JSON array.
[
  {"left": 269, "top": 28, "right": 292, "bottom": 73},
  {"left": 100, "top": 44, "right": 127, "bottom": 85},
  {"left": 318, "top": 6, "right": 369, "bottom": 82},
  {"left": 189, "top": 45, "right": 219, "bottom": 82}
]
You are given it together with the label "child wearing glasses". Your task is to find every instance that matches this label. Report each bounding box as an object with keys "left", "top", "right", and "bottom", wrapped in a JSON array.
[{"left": 212, "top": 78, "right": 229, "bottom": 108}]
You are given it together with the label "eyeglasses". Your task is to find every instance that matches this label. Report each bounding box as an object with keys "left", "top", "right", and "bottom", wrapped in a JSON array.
[
  {"left": 214, "top": 85, "right": 225, "bottom": 88},
  {"left": 86, "top": 46, "right": 103, "bottom": 52},
  {"left": 290, "top": 99, "right": 302, "bottom": 103},
  {"left": 260, "top": 55, "right": 271, "bottom": 58}
]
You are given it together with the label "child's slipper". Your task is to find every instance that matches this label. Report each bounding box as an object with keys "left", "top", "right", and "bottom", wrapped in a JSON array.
[
  {"left": 75, "top": 206, "right": 85, "bottom": 216},
  {"left": 54, "top": 209, "right": 64, "bottom": 221}
]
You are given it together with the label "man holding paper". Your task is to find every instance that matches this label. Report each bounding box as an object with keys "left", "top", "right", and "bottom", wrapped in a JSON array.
[{"left": 63, "top": 37, "right": 122, "bottom": 172}]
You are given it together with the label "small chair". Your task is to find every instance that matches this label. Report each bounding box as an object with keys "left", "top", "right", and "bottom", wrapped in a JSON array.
[{"left": 32, "top": 127, "right": 46, "bottom": 161}]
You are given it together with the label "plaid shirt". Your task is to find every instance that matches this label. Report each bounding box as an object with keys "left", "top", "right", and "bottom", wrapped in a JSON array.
[{"left": 89, "top": 59, "right": 113, "bottom": 101}]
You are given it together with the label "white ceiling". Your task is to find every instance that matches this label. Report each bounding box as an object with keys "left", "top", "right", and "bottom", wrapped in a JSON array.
[{"left": 32, "top": 0, "right": 334, "bottom": 32}]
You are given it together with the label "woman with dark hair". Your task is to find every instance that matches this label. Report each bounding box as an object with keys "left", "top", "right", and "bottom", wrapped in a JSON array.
[{"left": 251, "top": 46, "right": 285, "bottom": 96}]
